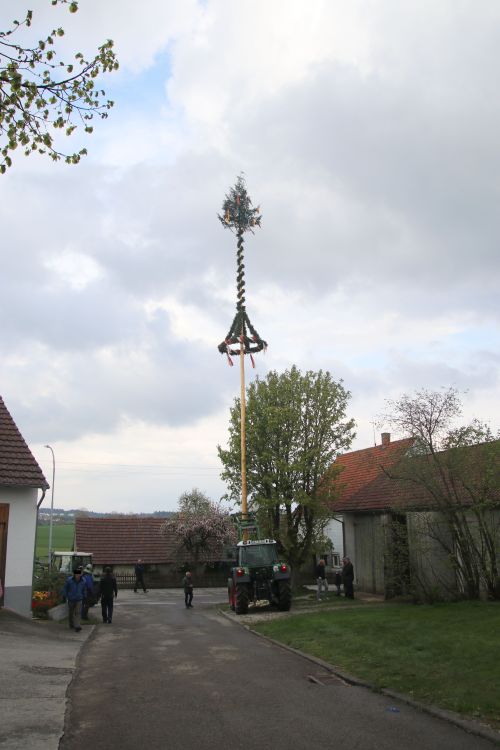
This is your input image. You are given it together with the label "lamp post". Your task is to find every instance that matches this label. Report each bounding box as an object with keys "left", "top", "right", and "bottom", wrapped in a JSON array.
[{"left": 45, "top": 445, "right": 55, "bottom": 571}]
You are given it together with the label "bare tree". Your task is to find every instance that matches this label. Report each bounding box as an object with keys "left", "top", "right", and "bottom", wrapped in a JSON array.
[{"left": 384, "top": 388, "right": 500, "bottom": 601}]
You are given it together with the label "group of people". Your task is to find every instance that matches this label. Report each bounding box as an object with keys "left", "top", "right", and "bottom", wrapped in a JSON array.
[
  {"left": 62, "top": 561, "right": 195, "bottom": 632},
  {"left": 316, "top": 556, "right": 354, "bottom": 601},
  {"left": 62, "top": 565, "right": 118, "bottom": 632}
]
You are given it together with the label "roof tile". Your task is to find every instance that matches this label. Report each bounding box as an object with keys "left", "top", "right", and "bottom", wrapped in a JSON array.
[
  {"left": 328, "top": 438, "right": 414, "bottom": 512},
  {"left": 0, "top": 396, "right": 49, "bottom": 489},
  {"left": 75, "top": 517, "right": 224, "bottom": 565}
]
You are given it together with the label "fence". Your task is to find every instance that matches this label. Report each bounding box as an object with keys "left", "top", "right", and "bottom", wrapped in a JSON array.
[
  {"left": 113, "top": 570, "right": 332, "bottom": 589},
  {"left": 113, "top": 572, "right": 229, "bottom": 589}
]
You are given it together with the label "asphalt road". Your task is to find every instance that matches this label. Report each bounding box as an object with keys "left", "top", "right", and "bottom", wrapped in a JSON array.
[
  {"left": 0, "top": 608, "right": 91, "bottom": 750},
  {"left": 60, "top": 589, "right": 497, "bottom": 750}
]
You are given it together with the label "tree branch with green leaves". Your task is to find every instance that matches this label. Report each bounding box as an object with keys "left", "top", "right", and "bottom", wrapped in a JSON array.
[{"left": 0, "top": 0, "right": 118, "bottom": 173}]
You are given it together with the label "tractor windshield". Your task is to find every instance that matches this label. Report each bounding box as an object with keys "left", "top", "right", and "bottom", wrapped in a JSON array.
[{"left": 240, "top": 544, "right": 279, "bottom": 566}]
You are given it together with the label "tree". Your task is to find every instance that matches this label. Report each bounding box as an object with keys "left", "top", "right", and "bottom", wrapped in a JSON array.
[
  {"left": 385, "top": 388, "right": 500, "bottom": 600},
  {"left": 0, "top": 0, "right": 118, "bottom": 173},
  {"left": 162, "top": 490, "right": 236, "bottom": 568},
  {"left": 177, "top": 488, "right": 212, "bottom": 516},
  {"left": 218, "top": 366, "right": 355, "bottom": 570}
]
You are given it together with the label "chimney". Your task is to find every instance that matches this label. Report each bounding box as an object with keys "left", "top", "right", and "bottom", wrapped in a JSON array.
[{"left": 381, "top": 432, "right": 391, "bottom": 446}]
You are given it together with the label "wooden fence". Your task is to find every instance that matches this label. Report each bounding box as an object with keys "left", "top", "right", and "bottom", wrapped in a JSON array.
[{"left": 114, "top": 573, "right": 229, "bottom": 589}]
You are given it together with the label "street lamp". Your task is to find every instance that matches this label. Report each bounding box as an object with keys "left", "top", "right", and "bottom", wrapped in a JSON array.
[{"left": 44, "top": 445, "right": 55, "bottom": 571}]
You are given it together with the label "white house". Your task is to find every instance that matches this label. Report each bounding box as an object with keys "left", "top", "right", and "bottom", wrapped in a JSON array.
[{"left": 0, "top": 396, "right": 48, "bottom": 616}]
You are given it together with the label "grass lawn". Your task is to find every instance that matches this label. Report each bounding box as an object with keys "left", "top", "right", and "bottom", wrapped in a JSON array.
[
  {"left": 35, "top": 523, "right": 74, "bottom": 559},
  {"left": 253, "top": 601, "right": 500, "bottom": 727}
]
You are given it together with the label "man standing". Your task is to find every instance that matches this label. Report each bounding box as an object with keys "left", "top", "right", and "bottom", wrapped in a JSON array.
[
  {"left": 63, "top": 568, "right": 87, "bottom": 632},
  {"left": 182, "top": 571, "right": 194, "bottom": 608},
  {"left": 134, "top": 559, "right": 147, "bottom": 593},
  {"left": 81, "top": 564, "right": 94, "bottom": 620},
  {"left": 100, "top": 566, "right": 118, "bottom": 624},
  {"left": 342, "top": 557, "right": 355, "bottom": 599},
  {"left": 315, "top": 558, "right": 328, "bottom": 601}
]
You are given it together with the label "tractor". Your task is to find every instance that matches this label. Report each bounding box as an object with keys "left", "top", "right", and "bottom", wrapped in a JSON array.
[{"left": 227, "top": 515, "right": 292, "bottom": 615}]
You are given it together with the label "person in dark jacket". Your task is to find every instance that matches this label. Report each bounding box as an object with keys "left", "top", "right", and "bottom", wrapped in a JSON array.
[
  {"left": 81, "top": 564, "right": 94, "bottom": 620},
  {"left": 342, "top": 557, "right": 355, "bottom": 599},
  {"left": 134, "top": 559, "right": 147, "bottom": 593},
  {"left": 315, "top": 559, "right": 328, "bottom": 601},
  {"left": 182, "top": 571, "right": 194, "bottom": 608},
  {"left": 100, "top": 566, "right": 118, "bottom": 624},
  {"left": 334, "top": 569, "right": 342, "bottom": 596},
  {"left": 62, "top": 568, "right": 87, "bottom": 632}
]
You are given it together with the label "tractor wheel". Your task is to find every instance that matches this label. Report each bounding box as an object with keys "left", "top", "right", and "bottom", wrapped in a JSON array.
[
  {"left": 228, "top": 580, "right": 235, "bottom": 611},
  {"left": 277, "top": 581, "right": 291, "bottom": 611},
  {"left": 235, "top": 583, "right": 249, "bottom": 615}
]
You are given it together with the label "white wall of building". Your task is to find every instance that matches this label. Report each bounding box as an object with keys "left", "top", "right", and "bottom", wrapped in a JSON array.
[
  {"left": 0, "top": 487, "right": 38, "bottom": 615},
  {"left": 324, "top": 516, "right": 344, "bottom": 565}
]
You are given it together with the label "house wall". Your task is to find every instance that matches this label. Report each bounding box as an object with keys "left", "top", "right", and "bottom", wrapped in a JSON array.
[
  {"left": 324, "top": 517, "right": 344, "bottom": 563},
  {"left": 407, "top": 509, "right": 500, "bottom": 600},
  {"left": 354, "top": 513, "right": 387, "bottom": 594},
  {"left": 343, "top": 514, "right": 356, "bottom": 564},
  {"left": 342, "top": 512, "right": 388, "bottom": 595},
  {"left": 0, "top": 487, "right": 38, "bottom": 616}
]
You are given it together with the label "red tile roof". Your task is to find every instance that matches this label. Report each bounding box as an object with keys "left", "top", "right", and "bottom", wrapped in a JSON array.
[
  {"left": 328, "top": 437, "right": 414, "bottom": 512},
  {"left": 75, "top": 517, "right": 223, "bottom": 565},
  {"left": 328, "top": 437, "right": 500, "bottom": 513},
  {"left": 0, "top": 396, "right": 49, "bottom": 489}
]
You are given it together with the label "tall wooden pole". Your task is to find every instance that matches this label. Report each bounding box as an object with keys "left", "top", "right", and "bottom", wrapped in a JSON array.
[
  {"left": 217, "top": 176, "right": 266, "bottom": 542},
  {"left": 240, "top": 333, "right": 248, "bottom": 526}
]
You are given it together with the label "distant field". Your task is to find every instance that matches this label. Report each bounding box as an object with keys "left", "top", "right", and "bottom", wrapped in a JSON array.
[{"left": 35, "top": 523, "right": 75, "bottom": 559}]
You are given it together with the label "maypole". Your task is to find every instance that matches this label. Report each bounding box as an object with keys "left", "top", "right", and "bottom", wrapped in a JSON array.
[{"left": 218, "top": 175, "right": 267, "bottom": 525}]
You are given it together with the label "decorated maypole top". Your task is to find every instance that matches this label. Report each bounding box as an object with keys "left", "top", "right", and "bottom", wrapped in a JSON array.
[{"left": 217, "top": 174, "right": 267, "bottom": 367}]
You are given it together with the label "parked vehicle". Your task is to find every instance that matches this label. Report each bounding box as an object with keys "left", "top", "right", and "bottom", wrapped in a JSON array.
[
  {"left": 51, "top": 550, "right": 93, "bottom": 574},
  {"left": 227, "top": 516, "right": 291, "bottom": 615}
]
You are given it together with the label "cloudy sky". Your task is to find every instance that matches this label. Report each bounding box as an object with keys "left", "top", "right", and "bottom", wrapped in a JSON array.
[{"left": 1, "top": 0, "right": 499, "bottom": 512}]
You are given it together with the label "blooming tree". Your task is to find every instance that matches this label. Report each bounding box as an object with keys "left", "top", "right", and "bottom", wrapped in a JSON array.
[{"left": 162, "top": 491, "right": 236, "bottom": 566}]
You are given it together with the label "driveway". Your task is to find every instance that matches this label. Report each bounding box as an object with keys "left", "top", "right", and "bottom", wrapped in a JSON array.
[{"left": 58, "top": 588, "right": 497, "bottom": 750}]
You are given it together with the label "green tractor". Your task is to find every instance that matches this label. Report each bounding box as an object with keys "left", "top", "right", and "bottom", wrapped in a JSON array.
[{"left": 227, "top": 516, "right": 292, "bottom": 615}]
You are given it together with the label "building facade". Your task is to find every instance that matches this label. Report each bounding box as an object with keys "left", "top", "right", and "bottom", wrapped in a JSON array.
[{"left": 0, "top": 397, "right": 48, "bottom": 615}]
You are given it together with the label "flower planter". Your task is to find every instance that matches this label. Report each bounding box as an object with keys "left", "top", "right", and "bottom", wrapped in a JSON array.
[{"left": 32, "top": 591, "right": 58, "bottom": 611}]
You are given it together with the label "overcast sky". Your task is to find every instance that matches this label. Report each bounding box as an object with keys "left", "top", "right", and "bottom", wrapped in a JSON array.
[{"left": 1, "top": 0, "right": 499, "bottom": 513}]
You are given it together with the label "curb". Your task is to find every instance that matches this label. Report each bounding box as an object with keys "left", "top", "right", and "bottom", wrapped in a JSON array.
[
  {"left": 219, "top": 606, "right": 500, "bottom": 746},
  {"left": 59, "top": 623, "right": 97, "bottom": 747}
]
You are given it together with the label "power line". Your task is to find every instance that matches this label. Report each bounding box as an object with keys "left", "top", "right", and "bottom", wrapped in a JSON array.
[{"left": 56, "top": 460, "right": 221, "bottom": 470}]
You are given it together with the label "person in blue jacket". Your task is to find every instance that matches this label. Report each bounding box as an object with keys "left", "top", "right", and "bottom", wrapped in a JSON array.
[
  {"left": 63, "top": 568, "right": 87, "bottom": 632},
  {"left": 81, "top": 564, "right": 94, "bottom": 620}
]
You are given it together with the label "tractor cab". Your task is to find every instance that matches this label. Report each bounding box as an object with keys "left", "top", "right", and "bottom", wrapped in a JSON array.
[{"left": 237, "top": 539, "right": 279, "bottom": 567}]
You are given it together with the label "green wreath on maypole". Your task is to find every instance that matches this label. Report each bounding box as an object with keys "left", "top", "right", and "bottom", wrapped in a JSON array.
[{"left": 217, "top": 174, "right": 267, "bottom": 367}]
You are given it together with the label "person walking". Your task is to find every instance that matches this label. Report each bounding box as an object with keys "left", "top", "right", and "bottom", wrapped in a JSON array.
[
  {"left": 342, "top": 557, "right": 355, "bottom": 599},
  {"left": 100, "top": 566, "right": 118, "bottom": 624},
  {"left": 315, "top": 558, "right": 328, "bottom": 601},
  {"left": 182, "top": 571, "right": 194, "bottom": 608},
  {"left": 63, "top": 568, "right": 87, "bottom": 632},
  {"left": 134, "top": 559, "right": 147, "bottom": 593},
  {"left": 81, "top": 564, "right": 94, "bottom": 620}
]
